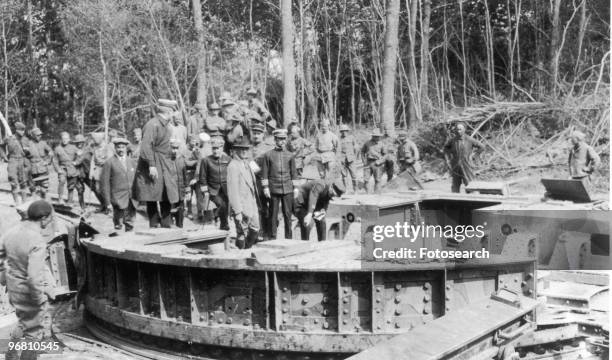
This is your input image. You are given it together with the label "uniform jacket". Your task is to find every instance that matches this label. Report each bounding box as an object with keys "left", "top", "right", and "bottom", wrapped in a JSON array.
[
  {"left": 4, "top": 135, "right": 29, "bottom": 160},
  {"left": 173, "top": 155, "right": 189, "bottom": 201},
  {"left": 90, "top": 143, "right": 114, "bottom": 181},
  {"left": 287, "top": 137, "right": 312, "bottom": 169},
  {"left": 568, "top": 142, "right": 601, "bottom": 178},
  {"left": 0, "top": 221, "right": 53, "bottom": 310},
  {"left": 397, "top": 139, "right": 419, "bottom": 163},
  {"left": 205, "top": 115, "right": 227, "bottom": 134},
  {"left": 361, "top": 139, "right": 386, "bottom": 164},
  {"left": 183, "top": 146, "right": 200, "bottom": 181},
  {"left": 101, "top": 154, "right": 136, "bottom": 209},
  {"left": 261, "top": 147, "right": 297, "bottom": 195},
  {"left": 339, "top": 135, "right": 357, "bottom": 163},
  {"left": 248, "top": 98, "right": 271, "bottom": 119},
  {"left": 443, "top": 135, "right": 483, "bottom": 180},
  {"left": 28, "top": 140, "right": 53, "bottom": 175},
  {"left": 295, "top": 180, "right": 333, "bottom": 214},
  {"left": 188, "top": 113, "right": 205, "bottom": 135},
  {"left": 132, "top": 115, "right": 180, "bottom": 203},
  {"left": 227, "top": 157, "right": 260, "bottom": 224},
  {"left": 199, "top": 153, "right": 231, "bottom": 196},
  {"left": 315, "top": 132, "right": 338, "bottom": 153},
  {"left": 53, "top": 143, "right": 80, "bottom": 177}
]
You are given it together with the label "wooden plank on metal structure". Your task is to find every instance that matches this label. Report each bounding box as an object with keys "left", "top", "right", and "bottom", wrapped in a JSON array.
[{"left": 541, "top": 178, "right": 592, "bottom": 203}]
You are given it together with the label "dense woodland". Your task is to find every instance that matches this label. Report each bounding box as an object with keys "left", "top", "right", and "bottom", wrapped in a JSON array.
[{"left": 0, "top": 0, "right": 609, "bottom": 141}]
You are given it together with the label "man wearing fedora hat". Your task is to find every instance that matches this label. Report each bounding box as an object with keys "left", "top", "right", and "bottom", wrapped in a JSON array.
[
  {"left": 27, "top": 127, "right": 53, "bottom": 200},
  {"left": 261, "top": 128, "right": 298, "bottom": 239},
  {"left": 71, "top": 134, "right": 88, "bottom": 210},
  {"left": 360, "top": 129, "right": 386, "bottom": 192},
  {"left": 4, "top": 122, "right": 31, "bottom": 205},
  {"left": 294, "top": 180, "right": 345, "bottom": 241},
  {"left": 101, "top": 138, "right": 137, "bottom": 231},
  {"left": 53, "top": 132, "right": 80, "bottom": 205},
  {"left": 227, "top": 138, "right": 260, "bottom": 249},
  {"left": 133, "top": 99, "right": 181, "bottom": 228}
]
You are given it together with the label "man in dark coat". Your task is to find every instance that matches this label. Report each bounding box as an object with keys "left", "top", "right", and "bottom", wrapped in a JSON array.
[
  {"left": 170, "top": 140, "right": 189, "bottom": 228},
  {"left": 199, "top": 138, "right": 231, "bottom": 230},
  {"left": 294, "top": 180, "right": 345, "bottom": 241},
  {"left": 261, "top": 129, "right": 298, "bottom": 239},
  {"left": 27, "top": 127, "right": 53, "bottom": 200},
  {"left": 443, "top": 122, "right": 484, "bottom": 193},
  {"left": 133, "top": 99, "right": 180, "bottom": 228},
  {"left": 4, "top": 122, "right": 31, "bottom": 205},
  {"left": 251, "top": 123, "right": 274, "bottom": 239},
  {"left": 568, "top": 130, "right": 601, "bottom": 182},
  {"left": 71, "top": 134, "right": 88, "bottom": 211},
  {"left": 101, "top": 138, "right": 137, "bottom": 231}
]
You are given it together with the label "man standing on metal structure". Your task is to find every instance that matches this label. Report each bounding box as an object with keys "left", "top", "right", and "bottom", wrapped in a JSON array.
[
  {"left": 360, "top": 129, "right": 386, "bottom": 193},
  {"left": 443, "top": 122, "right": 484, "bottom": 193},
  {"left": 568, "top": 130, "right": 601, "bottom": 183},
  {"left": 314, "top": 119, "right": 338, "bottom": 180},
  {"left": 227, "top": 138, "right": 260, "bottom": 249},
  {"left": 261, "top": 129, "right": 298, "bottom": 239},
  {"left": 250, "top": 122, "right": 274, "bottom": 239},
  {"left": 199, "top": 138, "right": 231, "bottom": 230},
  {"left": 133, "top": 99, "right": 181, "bottom": 228},
  {"left": 338, "top": 124, "right": 358, "bottom": 193},
  {"left": 53, "top": 132, "right": 80, "bottom": 205},
  {"left": 71, "top": 134, "right": 88, "bottom": 211},
  {"left": 27, "top": 127, "right": 53, "bottom": 200},
  {"left": 0, "top": 200, "right": 58, "bottom": 360},
  {"left": 4, "top": 122, "right": 31, "bottom": 205},
  {"left": 101, "top": 138, "right": 137, "bottom": 231}
]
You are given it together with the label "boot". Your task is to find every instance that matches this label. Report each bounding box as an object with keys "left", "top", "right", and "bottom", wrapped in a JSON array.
[
  {"left": 245, "top": 229, "right": 258, "bottom": 249},
  {"left": 78, "top": 192, "right": 85, "bottom": 211},
  {"left": 352, "top": 180, "right": 359, "bottom": 194},
  {"left": 67, "top": 190, "right": 74, "bottom": 205}
]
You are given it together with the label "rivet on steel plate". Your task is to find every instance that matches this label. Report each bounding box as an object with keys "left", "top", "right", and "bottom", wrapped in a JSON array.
[
  {"left": 423, "top": 295, "right": 430, "bottom": 302},
  {"left": 322, "top": 296, "right": 328, "bottom": 303},
  {"left": 217, "top": 318, "right": 223, "bottom": 324},
  {"left": 323, "top": 322, "right": 329, "bottom": 329},
  {"left": 376, "top": 309, "right": 380, "bottom": 313},
  {"left": 282, "top": 297, "right": 288, "bottom": 303},
  {"left": 342, "top": 320, "right": 348, "bottom": 325},
  {"left": 395, "top": 309, "right": 401, "bottom": 315},
  {"left": 377, "top": 325, "right": 381, "bottom": 330},
  {"left": 226, "top": 318, "right": 233, "bottom": 324},
  {"left": 423, "top": 282, "right": 430, "bottom": 290},
  {"left": 243, "top": 319, "right": 250, "bottom": 326},
  {"left": 282, "top": 308, "right": 288, "bottom": 313},
  {"left": 343, "top": 309, "right": 349, "bottom": 314},
  {"left": 302, "top": 298, "right": 309, "bottom": 305},
  {"left": 303, "top": 309, "right": 310, "bottom": 316},
  {"left": 283, "top": 287, "right": 288, "bottom": 292},
  {"left": 314, "top": 319, "right": 319, "bottom": 324},
  {"left": 376, "top": 298, "right": 381, "bottom": 303},
  {"left": 395, "top": 323, "right": 401, "bottom": 329},
  {"left": 395, "top": 296, "right": 401, "bottom": 304},
  {"left": 376, "top": 287, "right": 382, "bottom": 293},
  {"left": 423, "top": 308, "right": 429, "bottom": 314},
  {"left": 521, "top": 281, "right": 527, "bottom": 287},
  {"left": 343, "top": 289, "right": 349, "bottom": 294},
  {"left": 395, "top": 284, "right": 401, "bottom": 291}
]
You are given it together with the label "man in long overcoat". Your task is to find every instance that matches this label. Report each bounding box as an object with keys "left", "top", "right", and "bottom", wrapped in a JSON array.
[
  {"left": 443, "top": 122, "right": 484, "bottom": 193},
  {"left": 101, "top": 138, "right": 137, "bottom": 231},
  {"left": 133, "top": 99, "right": 180, "bottom": 228}
]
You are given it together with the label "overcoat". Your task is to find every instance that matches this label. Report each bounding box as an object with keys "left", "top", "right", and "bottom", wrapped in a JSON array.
[
  {"left": 101, "top": 154, "right": 136, "bottom": 209},
  {"left": 227, "top": 157, "right": 259, "bottom": 226}
]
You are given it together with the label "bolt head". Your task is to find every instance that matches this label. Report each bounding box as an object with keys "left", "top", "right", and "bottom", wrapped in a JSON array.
[
  {"left": 395, "top": 283, "right": 402, "bottom": 291},
  {"left": 282, "top": 308, "right": 288, "bottom": 313},
  {"left": 302, "top": 298, "right": 309, "bottom": 305},
  {"left": 343, "top": 309, "right": 349, "bottom": 314}
]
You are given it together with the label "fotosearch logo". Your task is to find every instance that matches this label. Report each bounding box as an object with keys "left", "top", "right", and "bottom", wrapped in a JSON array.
[{"left": 371, "top": 222, "right": 486, "bottom": 243}]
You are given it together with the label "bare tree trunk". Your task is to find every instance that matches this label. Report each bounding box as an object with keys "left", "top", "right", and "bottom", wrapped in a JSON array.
[
  {"left": 458, "top": 0, "right": 467, "bottom": 105},
  {"left": 99, "top": 32, "right": 109, "bottom": 142},
  {"left": 192, "top": 0, "right": 207, "bottom": 109},
  {"left": 380, "top": 0, "right": 400, "bottom": 135},
  {"left": 549, "top": 0, "right": 561, "bottom": 92},
  {"left": 419, "top": 0, "right": 431, "bottom": 118},
  {"left": 281, "top": 0, "right": 297, "bottom": 126},
  {"left": 406, "top": 0, "right": 418, "bottom": 126},
  {"left": 574, "top": 0, "right": 588, "bottom": 75},
  {"left": 1, "top": 15, "right": 8, "bottom": 128}
]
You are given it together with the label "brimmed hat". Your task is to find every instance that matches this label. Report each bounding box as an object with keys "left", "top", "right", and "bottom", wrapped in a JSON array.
[
  {"left": 228, "top": 112, "right": 243, "bottom": 122},
  {"left": 232, "top": 138, "right": 251, "bottom": 149},
  {"left": 27, "top": 200, "right": 53, "bottom": 220},
  {"left": 133, "top": 128, "right": 142, "bottom": 135},
  {"left": 31, "top": 127, "right": 42, "bottom": 136},
  {"left": 170, "top": 139, "right": 181, "bottom": 148},
  {"left": 159, "top": 99, "right": 178, "bottom": 109},
  {"left": 273, "top": 129, "right": 288, "bottom": 138},
  {"left": 398, "top": 131, "right": 408, "bottom": 139},
  {"left": 332, "top": 180, "right": 346, "bottom": 196},
  {"left": 14, "top": 122, "right": 25, "bottom": 130},
  {"left": 211, "top": 138, "right": 225, "bottom": 148},
  {"left": 113, "top": 137, "right": 130, "bottom": 145},
  {"left": 194, "top": 103, "right": 206, "bottom": 110},
  {"left": 251, "top": 123, "right": 265, "bottom": 133},
  {"left": 246, "top": 88, "right": 257, "bottom": 95},
  {"left": 219, "top": 91, "right": 232, "bottom": 101},
  {"left": 371, "top": 129, "right": 383, "bottom": 137},
  {"left": 199, "top": 132, "right": 211, "bottom": 142},
  {"left": 72, "top": 134, "right": 86, "bottom": 143},
  {"left": 339, "top": 124, "right": 350, "bottom": 132},
  {"left": 222, "top": 99, "right": 235, "bottom": 107},
  {"left": 245, "top": 111, "right": 261, "bottom": 122},
  {"left": 209, "top": 102, "right": 221, "bottom": 110}
]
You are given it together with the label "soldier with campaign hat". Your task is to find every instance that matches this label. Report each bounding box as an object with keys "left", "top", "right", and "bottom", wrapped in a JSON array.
[
  {"left": 396, "top": 131, "right": 421, "bottom": 175},
  {"left": 199, "top": 137, "right": 232, "bottom": 230},
  {"left": 245, "top": 87, "right": 272, "bottom": 122},
  {"left": 27, "top": 127, "right": 53, "bottom": 200},
  {"left": 227, "top": 138, "right": 260, "bottom": 249},
  {"left": 261, "top": 128, "right": 298, "bottom": 239},
  {"left": 53, "top": 132, "right": 80, "bottom": 205},
  {"left": 294, "top": 180, "right": 345, "bottom": 241},
  {"left": 71, "top": 134, "right": 88, "bottom": 210},
  {"left": 1, "top": 200, "right": 59, "bottom": 360},
  {"left": 314, "top": 118, "right": 339, "bottom": 180},
  {"left": 338, "top": 124, "right": 358, "bottom": 193},
  {"left": 133, "top": 99, "right": 181, "bottom": 228},
  {"left": 101, "top": 137, "right": 137, "bottom": 231},
  {"left": 4, "top": 122, "right": 31, "bottom": 205},
  {"left": 287, "top": 125, "right": 312, "bottom": 178},
  {"left": 360, "top": 129, "right": 386, "bottom": 192}
]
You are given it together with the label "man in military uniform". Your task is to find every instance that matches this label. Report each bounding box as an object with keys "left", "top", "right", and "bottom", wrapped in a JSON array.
[
  {"left": 227, "top": 138, "right": 260, "bottom": 249},
  {"left": 204, "top": 102, "right": 226, "bottom": 138},
  {"left": 396, "top": 132, "right": 420, "bottom": 175},
  {"left": 294, "top": 180, "right": 345, "bottom": 241},
  {"left": 261, "top": 129, "right": 298, "bottom": 239},
  {"left": 251, "top": 123, "right": 274, "bottom": 239},
  {"left": 188, "top": 103, "right": 206, "bottom": 136},
  {"left": 71, "top": 134, "right": 88, "bottom": 210},
  {"left": 53, "top": 132, "right": 80, "bottom": 205},
  {"left": 184, "top": 135, "right": 201, "bottom": 220},
  {"left": 287, "top": 125, "right": 312, "bottom": 178},
  {"left": 169, "top": 110, "right": 188, "bottom": 150},
  {"left": 89, "top": 132, "right": 113, "bottom": 211},
  {"left": 443, "top": 122, "right": 484, "bottom": 193},
  {"left": 199, "top": 138, "right": 231, "bottom": 230},
  {"left": 568, "top": 130, "right": 601, "bottom": 183},
  {"left": 0, "top": 200, "right": 58, "bottom": 360},
  {"left": 338, "top": 124, "right": 358, "bottom": 193},
  {"left": 170, "top": 140, "right": 190, "bottom": 228},
  {"left": 360, "top": 129, "right": 386, "bottom": 193},
  {"left": 27, "top": 127, "right": 53, "bottom": 200},
  {"left": 101, "top": 138, "right": 137, "bottom": 231},
  {"left": 133, "top": 99, "right": 181, "bottom": 228},
  {"left": 314, "top": 119, "right": 338, "bottom": 180},
  {"left": 128, "top": 128, "right": 142, "bottom": 159},
  {"left": 246, "top": 87, "right": 271, "bottom": 121},
  {"left": 4, "top": 122, "right": 31, "bottom": 205}
]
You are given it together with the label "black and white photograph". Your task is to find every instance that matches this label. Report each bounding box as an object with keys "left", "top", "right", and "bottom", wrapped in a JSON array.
[{"left": 0, "top": 0, "right": 609, "bottom": 359}]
